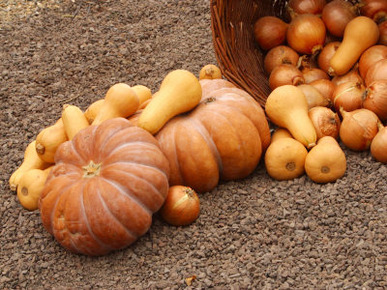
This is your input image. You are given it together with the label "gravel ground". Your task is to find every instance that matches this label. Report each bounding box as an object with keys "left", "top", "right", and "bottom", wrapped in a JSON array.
[{"left": 1, "top": 0, "right": 386, "bottom": 289}]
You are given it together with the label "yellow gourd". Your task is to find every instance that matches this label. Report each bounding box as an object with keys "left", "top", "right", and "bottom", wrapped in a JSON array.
[
  {"left": 9, "top": 141, "right": 51, "bottom": 191},
  {"left": 329, "top": 16, "right": 380, "bottom": 76},
  {"left": 137, "top": 69, "right": 202, "bottom": 135},
  {"left": 305, "top": 136, "right": 347, "bottom": 183},
  {"left": 265, "top": 85, "right": 317, "bottom": 148},
  {"left": 35, "top": 118, "right": 68, "bottom": 163},
  {"left": 84, "top": 99, "right": 105, "bottom": 124},
  {"left": 199, "top": 64, "right": 222, "bottom": 80},
  {"left": 62, "top": 104, "right": 90, "bottom": 140},
  {"left": 92, "top": 83, "right": 140, "bottom": 125},
  {"left": 132, "top": 85, "right": 152, "bottom": 106},
  {"left": 264, "top": 128, "right": 308, "bottom": 180},
  {"left": 17, "top": 166, "right": 52, "bottom": 211}
]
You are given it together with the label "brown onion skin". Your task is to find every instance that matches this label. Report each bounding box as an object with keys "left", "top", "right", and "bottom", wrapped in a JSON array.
[
  {"left": 339, "top": 108, "right": 381, "bottom": 151},
  {"left": 159, "top": 185, "right": 200, "bottom": 226},
  {"left": 269, "top": 64, "right": 305, "bottom": 90},
  {"left": 298, "top": 84, "right": 330, "bottom": 108},
  {"left": 264, "top": 45, "right": 300, "bottom": 75},
  {"left": 303, "top": 67, "right": 330, "bottom": 83},
  {"left": 363, "top": 80, "right": 387, "bottom": 121},
  {"left": 322, "top": 0, "right": 358, "bottom": 37},
  {"left": 318, "top": 41, "right": 341, "bottom": 73},
  {"left": 332, "top": 66, "right": 364, "bottom": 87},
  {"left": 379, "top": 21, "right": 387, "bottom": 45},
  {"left": 287, "top": 0, "right": 327, "bottom": 17},
  {"left": 254, "top": 16, "right": 289, "bottom": 51},
  {"left": 360, "top": 0, "right": 387, "bottom": 23},
  {"left": 309, "top": 106, "right": 341, "bottom": 139},
  {"left": 333, "top": 81, "right": 366, "bottom": 113},
  {"left": 287, "top": 14, "right": 326, "bottom": 54},
  {"left": 370, "top": 124, "right": 387, "bottom": 163},
  {"left": 359, "top": 45, "right": 387, "bottom": 79},
  {"left": 365, "top": 58, "right": 387, "bottom": 86},
  {"left": 309, "top": 79, "right": 336, "bottom": 102}
]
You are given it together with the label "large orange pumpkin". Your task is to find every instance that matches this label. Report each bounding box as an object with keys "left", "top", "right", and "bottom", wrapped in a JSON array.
[
  {"left": 39, "top": 118, "right": 170, "bottom": 256},
  {"left": 155, "top": 79, "right": 271, "bottom": 193}
]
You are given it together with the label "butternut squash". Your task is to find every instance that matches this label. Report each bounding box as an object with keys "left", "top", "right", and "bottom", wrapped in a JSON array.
[
  {"left": 131, "top": 85, "right": 152, "bottom": 106},
  {"left": 265, "top": 85, "right": 317, "bottom": 148},
  {"left": 35, "top": 118, "right": 68, "bottom": 163},
  {"left": 84, "top": 99, "right": 105, "bottom": 124},
  {"left": 329, "top": 16, "right": 380, "bottom": 76},
  {"left": 17, "top": 166, "right": 52, "bottom": 211},
  {"left": 9, "top": 141, "right": 51, "bottom": 191},
  {"left": 264, "top": 128, "right": 308, "bottom": 180},
  {"left": 305, "top": 136, "right": 347, "bottom": 183},
  {"left": 137, "top": 69, "right": 202, "bottom": 135},
  {"left": 92, "top": 83, "right": 140, "bottom": 125},
  {"left": 62, "top": 104, "right": 90, "bottom": 140},
  {"left": 199, "top": 64, "right": 222, "bottom": 80}
]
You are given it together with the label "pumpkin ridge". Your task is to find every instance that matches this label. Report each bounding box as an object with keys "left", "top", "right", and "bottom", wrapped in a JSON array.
[
  {"left": 188, "top": 118, "right": 223, "bottom": 174},
  {"left": 79, "top": 179, "right": 116, "bottom": 253},
  {"left": 100, "top": 176, "right": 153, "bottom": 218},
  {"left": 93, "top": 178, "right": 140, "bottom": 242},
  {"left": 101, "top": 162, "right": 168, "bottom": 209},
  {"left": 101, "top": 141, "right": 163, "bottom": 164}
]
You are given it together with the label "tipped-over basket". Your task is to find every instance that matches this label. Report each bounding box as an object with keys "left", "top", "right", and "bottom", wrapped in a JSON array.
[{"left": 210, "top": 0, "right": 291, "bottom": 108}]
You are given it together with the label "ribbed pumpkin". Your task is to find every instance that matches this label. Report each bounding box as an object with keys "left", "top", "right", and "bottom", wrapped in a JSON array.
[
  {"left": 39, "top": 118, "right": 170, "bottom": 256},
  {"left": 156, "top": 79, "right": 271, "bottom": 193}
]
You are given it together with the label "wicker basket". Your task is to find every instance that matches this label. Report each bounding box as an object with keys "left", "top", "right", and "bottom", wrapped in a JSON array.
[{"left": 210, "top": 0, "right": 291, "bottom": 108}]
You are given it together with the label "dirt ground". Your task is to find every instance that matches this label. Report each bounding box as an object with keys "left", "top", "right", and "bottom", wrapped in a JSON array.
[{"left": 1, "top": 0, "right": 386, "bottom": 289}]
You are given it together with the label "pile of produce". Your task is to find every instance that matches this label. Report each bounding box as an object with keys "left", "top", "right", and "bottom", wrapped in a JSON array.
[
  {"left": 8, "top": 0, "right": 386, "bottom": 256},
  {"left": 253, "top": 0, "right": 386, "bottom": 182}
]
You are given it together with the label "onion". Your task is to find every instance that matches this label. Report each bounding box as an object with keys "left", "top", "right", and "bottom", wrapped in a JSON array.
[
  {"left": 362, "top": 80, "right": 387, "bottom": 121},
  {"left": 332, "top": 81, "right": 365, "bottom": 113},
  {"left": 287, "top": 0, "right": 327, "bottom": 18},
  {"left": 339, "top": 108, "right": 381, "bottom": 151},
  {"left": 379, "top": 21, "right": 387, "bottom": 45},
  {"left": 322, "top": 0, "right": 358, "bottom": 38},
  {"left": 287, "top": 14, "right": 326, "bottom": 54},
  {"left": 159, "top": 185, "right": 200, "bottom": 226},
  {"left": 309, "top": 106, "right": 341, "bottom": 139},
  {"left": 370, "top": 124, "right": 387, "bottom": 163},
  {"left": 269, "top": 64, "right": 305, "bottom": 90},
  {"left": 298, "top": 84, "right": 330, "bottom": 108},
  {"left": 358, "top": 45, "right": 387, "bottom": 79},
  {"left": 317, "top": 41, "right": 341, "bottom": 73},
  {"left": 365, "top": 58, "right": 387, "bottom": 86},
  {"left": 359, "top": 0, "right": 387, "bottom": 23},
  {"left": 309, "top": 79, "right": 336, "bottom": 102},
  {"left": 264, "top": 45, "right": 300, "bottom": 74},
  {"left": 303, "top": 67, "right": 330, "bottom": 83},
  {"left": 254, "top": 16, "right": 289, "bottom": 51},
  {"left": 332, "top": 66, "right": 364, "bottom": 86}
]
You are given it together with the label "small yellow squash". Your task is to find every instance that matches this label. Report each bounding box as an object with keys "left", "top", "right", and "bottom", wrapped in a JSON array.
[
  {"left": 305, "top": 136, "right": 347, "bottom": 183},
  {"left": 265, "top": 85, "right": 317, "bottom": 148},
  {"left": 17, "top": 166, "right": 52, "bottom": 211},
  {"left": 9, "top": 141, "right": 51, "bottom": 191},
  {"left": 62, "top": 104, "right": 90, "bottom": 140},
  {"left": 35, "top": 118, "right": 68, "bottom": 163},
  {"left": 137, "top": 69, "right": 202, "bottom": 135},
  {"left": 264, "top": 128, "right": 308, "bottom": 180}
]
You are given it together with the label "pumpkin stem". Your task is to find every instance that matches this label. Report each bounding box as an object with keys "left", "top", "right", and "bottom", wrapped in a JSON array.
[
  {"left": 204, "top": 97, "right": 216, "bottom": 104},
  {"left": 83, "top": 161, "right": 102, "bottom": 178}
]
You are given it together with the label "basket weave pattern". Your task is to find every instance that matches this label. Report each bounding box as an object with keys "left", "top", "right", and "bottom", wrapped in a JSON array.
[{"left": 210, "top": 0, "right": 290, "bottom": 108}]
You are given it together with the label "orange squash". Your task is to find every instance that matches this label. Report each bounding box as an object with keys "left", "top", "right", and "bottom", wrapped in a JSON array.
[
  {"left": 39, "top": 118, "right": 170, "bottom": 256},
  {"left": 156, "top": 78, "right": 271, "bottom": 193}
]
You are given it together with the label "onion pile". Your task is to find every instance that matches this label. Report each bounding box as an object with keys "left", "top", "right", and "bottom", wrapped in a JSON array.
[{"left": 252, "top": 1, "right": 386, "bottom": 161}]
